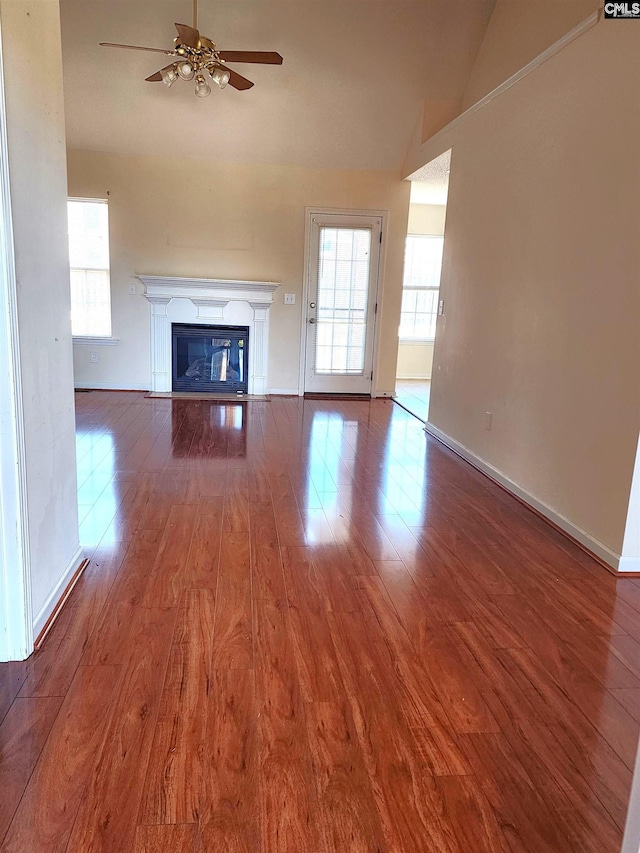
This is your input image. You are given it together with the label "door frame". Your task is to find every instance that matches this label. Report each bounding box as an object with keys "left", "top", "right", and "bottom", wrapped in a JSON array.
[
  {"left": 0, "top": 15, "right": 32, "bottom": 662},
  {"left": 299, "top": 207, "right": 388, "bottom": 397}
]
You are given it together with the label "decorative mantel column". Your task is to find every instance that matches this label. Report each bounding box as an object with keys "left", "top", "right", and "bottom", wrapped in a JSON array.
[
  {"left": 249, "top": 303, "right": 270, "bottom": 397},
  {"left": 147, "top": 296, "right": 172, "bottom": 392},
  {"left": 138, "top": 276, "right": 280, "bottom": 394}
]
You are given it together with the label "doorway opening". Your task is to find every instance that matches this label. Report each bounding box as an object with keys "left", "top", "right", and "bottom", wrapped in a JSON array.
[{"left": 394, "top": 149, "right": 451, "bottom": 423}]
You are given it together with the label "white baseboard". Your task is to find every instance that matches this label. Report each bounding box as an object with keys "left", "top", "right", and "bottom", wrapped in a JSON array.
[
  {"left": 32, "top": 545, "right": 85, "bottom": 642},
  {"left": 619, "top": 556, "right": 640, "bottom": 574},
  {"left": 270, "top": 388, "right": 392, "bottom": 398},
  {"left": 423, "top": 421, "right": 621, "bottom": 571},
  {"left": 74, "top": 380, "right": 149, "bottom": 391},
  {"left": 397, "top": 374, "right": 432, "bottom": 381}
]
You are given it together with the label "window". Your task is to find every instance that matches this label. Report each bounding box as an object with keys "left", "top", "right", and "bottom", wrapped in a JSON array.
[
  {"left": 67, "top": 199, "right": 111, "bottom": 338},
  {"left": 315, "top": 227, "right": 371, "bottom": 374},
  {"left": 399, "top": 234, "right": 444, "bottom": 341}
]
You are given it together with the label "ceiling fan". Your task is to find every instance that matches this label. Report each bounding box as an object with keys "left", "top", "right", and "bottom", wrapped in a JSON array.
[{"left": 100, "top": 0, "right": 283, "bottom": 97}]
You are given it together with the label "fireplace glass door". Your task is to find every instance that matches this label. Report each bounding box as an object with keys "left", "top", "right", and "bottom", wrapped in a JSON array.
[{"left": 172, "top": 324, "right": 249, "bottom": 393}]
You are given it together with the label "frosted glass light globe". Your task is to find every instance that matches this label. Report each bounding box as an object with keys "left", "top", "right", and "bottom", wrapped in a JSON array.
[
  {"left": 211, "top": 65, "right": 230, "bottom": 89},
  {"left": 194, "top": 73, "right": 211, "bottom": 98},
  {"left": 160, "top": 66, "right": 179, "bottom": 87},
  {"left": 177, "top": 61, "right": 195, "bottom": 81}
]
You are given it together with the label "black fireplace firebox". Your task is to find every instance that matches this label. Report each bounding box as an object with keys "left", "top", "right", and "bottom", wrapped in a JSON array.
[{"left": 171, "top": 323, "right": 249, "bottom": 393}]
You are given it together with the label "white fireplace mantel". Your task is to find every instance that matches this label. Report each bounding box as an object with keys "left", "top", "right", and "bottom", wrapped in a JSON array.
[{"left": 138, "top": 275, "right": 280, "bottom": 395}]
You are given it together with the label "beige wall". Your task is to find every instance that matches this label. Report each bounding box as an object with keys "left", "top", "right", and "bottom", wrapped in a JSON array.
[
  {"left": 67, "top": 151, "right": 410, "bottom": 395},
  {"left": 407, "top": 202, "right": 447, "bottom": 235},
  {"left": 396, "top": 202, "right": 446, "bottom": 380},
  {"left": 461, "top": 0, "right": 597, "bottom": 110},
  {"left": 404, "top": 19, "right": 640, "bottom": 558},
  {"left": 397, "top": 342, "right": 434, "bottom": 380},
  {"left": 1, "top": 0, "right": 81, "bottom": 628}
]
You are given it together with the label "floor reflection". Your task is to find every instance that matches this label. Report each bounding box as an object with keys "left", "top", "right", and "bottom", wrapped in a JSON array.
[
  {"left": 382, "top": 408, "right": 426, "bottom": 519},
  {"left": 305, "top": 411, "right": 358, "bottom": 544},
  {"left": 171, "top": 400, "right": 246, "bottom": 458},
  {"left": 76, "top": 429, "right": 118, "bottom": 548}
]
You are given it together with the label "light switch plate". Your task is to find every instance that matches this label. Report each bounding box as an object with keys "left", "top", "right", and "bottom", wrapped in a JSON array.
[
  {"left": 90, "top": 352, "right": 98, "bottom": 363},
  {"left": 284, "top": 293, "right": 296, "bottom": 305},
  {"left": 129, "top": 283, "right": 136, "bottom": 295}
]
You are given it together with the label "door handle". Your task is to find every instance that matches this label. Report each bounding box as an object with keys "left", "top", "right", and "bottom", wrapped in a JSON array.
[{"left": 308, "top": 318, "right": 316, "bottom": 324}]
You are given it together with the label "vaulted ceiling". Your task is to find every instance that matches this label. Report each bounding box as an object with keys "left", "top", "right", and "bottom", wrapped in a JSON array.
[{"left": 60, "top": 0, "right": 495, "bottom": 171}]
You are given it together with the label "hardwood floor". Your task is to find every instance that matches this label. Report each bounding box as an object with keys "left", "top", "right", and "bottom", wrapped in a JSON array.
[{"left": 1, "top": 390, "right": 639, "bottom": 851}]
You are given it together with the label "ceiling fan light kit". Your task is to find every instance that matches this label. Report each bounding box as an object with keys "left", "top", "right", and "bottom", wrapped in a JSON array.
[
  {"left": 210, "top": 65, "right": 230, "bottom": 89},
  {"left": 176, "top": 60, "right": 195, "bottom": 81},
  {"left": 99, "top": 0, "right": 282, "bottom": 98},
  {"left": 194, "top": 72, "right": 212, "bottom": 98},
  {"left": 160, "top": 65, "right": 179, "bottom": 87}
]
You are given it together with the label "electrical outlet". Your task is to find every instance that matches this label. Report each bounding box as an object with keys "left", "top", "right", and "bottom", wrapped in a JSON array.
[
  {"left": 128, "top": 283, "right": 136, "bottom": 295},
  {"left": 90, "top": 352, "right": 98, "bottom": 364},
  {"left": 284, "top": 293, "right": 296, "bottom": 305},
  {"left": 485, "top": 411, "right": 492, "bottom": 431}
]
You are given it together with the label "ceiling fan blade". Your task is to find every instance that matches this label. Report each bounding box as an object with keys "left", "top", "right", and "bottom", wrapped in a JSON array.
[
  {"left": 100, "top": 42, "right": 173, "bottom": 55},
  {"left": 218, "top": 51, "right": 283, "bottom": 65},
  {"left": 145, "top": 64, "right": 176, "bottom": 82},
  {"left": 174, "top": 22, "right": 200, "bottom": 49},
  {"left": 226, "top": 68, "right": 254, "bottom": 91}
]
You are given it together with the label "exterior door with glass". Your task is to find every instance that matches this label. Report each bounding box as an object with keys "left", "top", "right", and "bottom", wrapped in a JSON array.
[{"left": 304, "top": 213, "right": 382, "bottom": 394}]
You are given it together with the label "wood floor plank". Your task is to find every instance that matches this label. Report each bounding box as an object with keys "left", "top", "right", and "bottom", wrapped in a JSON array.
[
  {"left": 199, "top": 668, "right": 258, "bottom": 852},
  {"left": 17, "top": 604, "right": 77, "bottom": 697},
  {"left": 141, "top": 503, "right": 200, "bottom": 610},
  {"left": 254, "top": 596, "right": 321, "bottom": 852},
  {"left": 81, "top": 528, "right": 163, "bottom": 666},
  {"left": 305, "top": 699, "right": 389, "bottom": 852},
  {"left": 282, "top": 546, "right": 347, "bottom": 703},
  {"left": 250, "top": 500, "right": 287, "bottom": 604},
  {"left": 139, "top": 589, "right": 215, "bottom": 825},
  {"left": 1, "top": 665, "right": 119, "bottom": 853},
  {"left": 496, "top": 645, "right": 633, "bottom": 829},
  {"left": 183, "top": 498, "right": 223, "bottom": 589},
  {"left": 610, "top": 687, "right": 640, "bottom": 724},
  {"left": 407, "top": 620, "right": 501, "bottom": 736},
  {"left": 434, "top": 774, "right": 509, "bottom": 852},
  {"left": 212, "top": 539, "right": 253, "bottom": 669},
  {"left": 0, "top": 696, "right": 62, "bottom": 842},
  {"left": 270, "top": 474, "right": 308, "bottom": 547},
  {"left": 0, "top": 660, "right": 28, "bottom": 724},
  {"left": 311, "top": 544, "right": 364, "bottom": 613},
  {"left": 452, "top": 627, "right": 632, "bottom": 833},
  {"left": 328, "top": 609, "right": 466, "bottom": 851},
  {"left": 462, "top": 731, "right": 582, "bottom": 853},
  {"left": 133, "top": 824, "right": 201, "bottom": 853},
  {"left": 64, "top": 608, "right": 178, "bottom": 853}
]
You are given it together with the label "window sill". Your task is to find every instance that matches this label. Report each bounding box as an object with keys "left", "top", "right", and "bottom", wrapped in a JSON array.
[
  {"left": 398, "top": 338, "right": 435, "bottom": 345},
  {"left": 73, "top": 336, "right": 119, "bottom": 346}
]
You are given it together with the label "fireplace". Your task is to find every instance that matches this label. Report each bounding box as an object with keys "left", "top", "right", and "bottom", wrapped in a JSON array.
[
  {"left": 140, "top": 276, "right": 279, "bottom": 396},
  {"left": 172, "top": 323, "right": 249, "bottom": 393}
]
